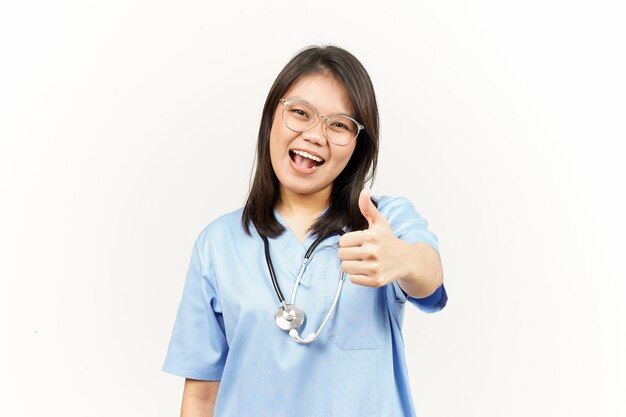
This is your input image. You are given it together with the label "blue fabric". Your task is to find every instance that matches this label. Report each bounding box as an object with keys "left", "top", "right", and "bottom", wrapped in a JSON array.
[{"left": 162, "top": 195, "right": 447, "bottom": 416}]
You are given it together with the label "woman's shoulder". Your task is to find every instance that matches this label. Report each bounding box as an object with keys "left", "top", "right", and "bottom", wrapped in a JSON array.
[
  {"left": 373, "top": 193, "right": 439, "bottom": 251},
  {"left": 373, "top": 194, "right": 423, "bottom": 218},
  {"left": 194, "top": 207, "right": 246, "bottom": 245}
]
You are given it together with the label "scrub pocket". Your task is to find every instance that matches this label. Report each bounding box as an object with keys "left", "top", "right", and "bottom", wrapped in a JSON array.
[{"left": 326, "top": 270, "right": 387, "bottom": 350}]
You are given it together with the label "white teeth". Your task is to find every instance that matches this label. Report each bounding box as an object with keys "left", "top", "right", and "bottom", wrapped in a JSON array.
[{"left": 291, "top": 150, "right": 323, "bottom": 163}]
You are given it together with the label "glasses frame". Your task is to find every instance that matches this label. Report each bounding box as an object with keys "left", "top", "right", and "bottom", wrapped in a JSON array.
[{"left": 279, "top": 98, "right": 365, "bottom": 146}]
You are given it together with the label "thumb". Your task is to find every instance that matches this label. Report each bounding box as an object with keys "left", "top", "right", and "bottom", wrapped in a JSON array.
[{"left": 358, "top": 188, "right": 384, "bottom": 228}]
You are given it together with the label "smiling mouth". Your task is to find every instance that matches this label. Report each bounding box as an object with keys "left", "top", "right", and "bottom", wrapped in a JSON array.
[{"left": 289, "top": 150, "right": 325, "bottom": 169}]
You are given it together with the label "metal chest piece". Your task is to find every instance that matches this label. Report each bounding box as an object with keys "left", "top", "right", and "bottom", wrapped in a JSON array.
[{"left": 274, "top": 304, "right": 305, "bottom": 331}]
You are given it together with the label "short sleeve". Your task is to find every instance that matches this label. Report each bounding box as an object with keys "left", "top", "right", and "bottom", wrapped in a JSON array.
[
  {"left": 162, "top": 238, "right": 228, "bottom": 380},
  {"left": 377, "top": 195, "right": 448, "bottom": 313}
]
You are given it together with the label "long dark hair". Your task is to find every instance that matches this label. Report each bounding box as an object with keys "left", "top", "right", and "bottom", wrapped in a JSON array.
[{"left": 242, "top": 45, "right": 379, "bottom": 238}]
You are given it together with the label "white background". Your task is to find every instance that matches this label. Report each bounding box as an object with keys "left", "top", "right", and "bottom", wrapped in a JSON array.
[{"left": 1, "top": 1, "right": 625, "bottom": 416}]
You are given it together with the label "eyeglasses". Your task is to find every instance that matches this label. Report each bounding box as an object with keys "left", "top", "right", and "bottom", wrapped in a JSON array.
[{"left": 279, "top": 98, "right": 365, "bottom": 146}]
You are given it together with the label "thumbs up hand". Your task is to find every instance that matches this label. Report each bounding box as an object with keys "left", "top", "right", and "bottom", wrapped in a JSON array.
[{"left": 338, "top": 189, "right": 415, "bottom": 288}]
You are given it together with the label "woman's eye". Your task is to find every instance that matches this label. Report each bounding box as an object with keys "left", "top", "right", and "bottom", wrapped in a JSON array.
[
  {"left": 332, "top": 122, "right": 349, "bottom": 131},
  {"left": 291, "top": 108, "right": 310, "bottom": 119},
  {"left": 327, "top": 118, "right": 358, "bottom": 134}
]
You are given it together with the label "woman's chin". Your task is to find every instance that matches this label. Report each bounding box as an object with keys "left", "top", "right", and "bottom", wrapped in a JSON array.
[{"left": 279, "top": 181, "right": 331, "bottom": 198}]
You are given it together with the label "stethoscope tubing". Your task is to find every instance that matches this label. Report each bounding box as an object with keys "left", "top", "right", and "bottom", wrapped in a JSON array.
[
  {"left": 260, "top": 229, "right": 346, "bottom": 344},
  {"left": 260, "top": 233, "right": 288, "bottom": 307},
  {"left": 289, "top": 264, "right": 346, "bottom": 343}
]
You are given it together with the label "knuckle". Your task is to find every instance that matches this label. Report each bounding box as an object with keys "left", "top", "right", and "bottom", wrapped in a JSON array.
[
  {"left": 359, "top": 244, "right": 372, "bottom": 258},
  {"left": 364, "top": 231, "right": 377, "bottom": 243}
]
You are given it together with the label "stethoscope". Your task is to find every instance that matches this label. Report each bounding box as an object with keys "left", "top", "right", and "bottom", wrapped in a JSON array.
[{"left": 260, "top": 230, "right": 346, "bottom": 344}]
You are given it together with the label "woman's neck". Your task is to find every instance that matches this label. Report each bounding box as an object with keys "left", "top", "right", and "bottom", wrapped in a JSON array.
[{"left": 276, "top": 186, "right": 331, "bottom": 218}]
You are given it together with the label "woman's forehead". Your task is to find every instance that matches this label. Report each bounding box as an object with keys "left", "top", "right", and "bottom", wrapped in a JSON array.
[{"left": 283, "top": 73, "right": 355, "bottom": 116}]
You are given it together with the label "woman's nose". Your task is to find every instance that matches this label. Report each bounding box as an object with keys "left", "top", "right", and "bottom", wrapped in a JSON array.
[{"left": 301, "top": 117, "right": 327, "bottom": 145}]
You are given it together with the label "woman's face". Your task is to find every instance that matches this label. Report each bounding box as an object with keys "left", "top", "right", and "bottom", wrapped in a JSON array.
[{"left": 269, "top": 73, "right": 358, "bottom": 201}]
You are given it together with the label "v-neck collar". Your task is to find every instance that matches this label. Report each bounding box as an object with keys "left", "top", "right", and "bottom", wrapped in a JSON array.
[
  {"left": 265, "top": 207, "right": 340, "bottom": 286},
  {"left": 273, "top": 208, "right": 321, "bottom": 250}
]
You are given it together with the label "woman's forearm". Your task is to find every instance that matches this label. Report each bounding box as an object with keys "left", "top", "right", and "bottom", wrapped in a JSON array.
[
  {"left": 181, "top": 397, "right": 215, "bottom": 417},
  {"left": 181, "top": 379, "right": 220, "bottom": 417},
  {"left": 395, "top": 242, "right": 444, "bottom": 299}
]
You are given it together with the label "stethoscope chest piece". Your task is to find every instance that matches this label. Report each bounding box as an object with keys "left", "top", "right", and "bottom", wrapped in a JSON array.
[{"left": 275, "top": 304, "right": 305, "bottom": 330}]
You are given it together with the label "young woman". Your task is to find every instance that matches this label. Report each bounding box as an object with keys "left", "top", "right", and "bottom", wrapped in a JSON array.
[{"left": 163, "top": 45, "right": 447, "bottom": 417}]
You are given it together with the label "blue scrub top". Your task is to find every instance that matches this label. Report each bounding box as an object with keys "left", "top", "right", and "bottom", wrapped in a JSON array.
[{"left": 162, "top": 195, "right": 447, "bottom": 417}]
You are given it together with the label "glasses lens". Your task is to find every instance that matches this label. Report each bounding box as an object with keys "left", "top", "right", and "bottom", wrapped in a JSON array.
[
  {"left": 326, "top": 116, "right": 359, "bottom": 145},
  {"left": 282, "top": 101, "right": 316, "bottom": 132}
]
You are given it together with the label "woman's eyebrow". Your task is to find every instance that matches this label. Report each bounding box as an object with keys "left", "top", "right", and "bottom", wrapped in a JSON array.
[{"left": 289, "top": 96, "right": 311, "bottom": 106}]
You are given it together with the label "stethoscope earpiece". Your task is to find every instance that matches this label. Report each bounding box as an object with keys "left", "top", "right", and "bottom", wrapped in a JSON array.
[
  {"left": 289, "top": 329, "right": 317, "bottom": 345},
  {"left": 288, "top": 329, "right": 317, "bottom": 344}
]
